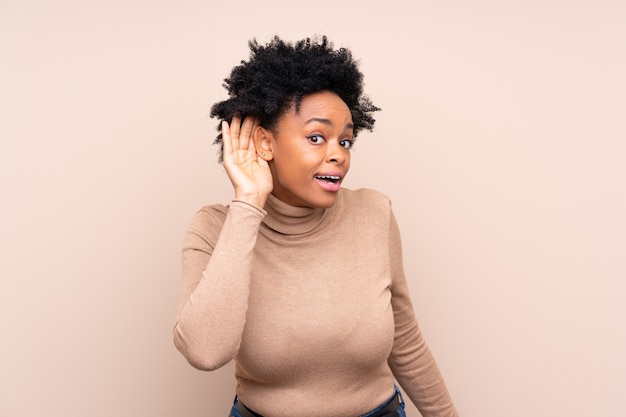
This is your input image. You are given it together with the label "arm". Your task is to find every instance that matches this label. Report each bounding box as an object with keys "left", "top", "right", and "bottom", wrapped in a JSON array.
[
  {"left": 173, "top": 201, "right": 265, "bottom": 370},
  {"left": 387, "top": 211, "right": 459, "bottom": 417},
  {"left": 173, "top": 116, "right": 273, "bottom": 370}
]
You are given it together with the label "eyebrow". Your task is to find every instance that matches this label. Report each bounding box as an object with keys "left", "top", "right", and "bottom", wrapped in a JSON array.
[{"left": 305, "top": 117, "right": 354, "bottom": 130}]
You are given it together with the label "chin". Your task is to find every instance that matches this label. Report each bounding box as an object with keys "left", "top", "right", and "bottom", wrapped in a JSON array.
[
  {"left": 278, "top": 189, "right": 339, "bottom": 208},
  {"left": 310, "top": 194, "right": 338, "bottom": 209}
]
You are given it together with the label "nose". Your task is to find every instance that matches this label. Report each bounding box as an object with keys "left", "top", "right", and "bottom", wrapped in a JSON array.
[{"left": 327, "top": 140, "right": 347, "bottom": 165}]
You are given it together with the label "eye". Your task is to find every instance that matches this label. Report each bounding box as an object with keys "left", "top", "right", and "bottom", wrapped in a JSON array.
[
  {"left": 307, "top": 134, "right": 325, "bottom": 144},
  {"left": 340, "top": 138, "right": 355, "bottom": 150}
]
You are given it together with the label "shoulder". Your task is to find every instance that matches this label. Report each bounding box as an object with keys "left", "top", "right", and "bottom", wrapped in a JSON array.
[
  {"left": 189, "top": 203, "right": 229, "bottom": 227},
  {"left": 184, "top": 203, "right": 230, "bottom": 244},
  {"left": 338, "top": 188, "right": 394, "bottom": 230},
  {"left": 340, "top": 187, "right": 392, "bottom": 213}
]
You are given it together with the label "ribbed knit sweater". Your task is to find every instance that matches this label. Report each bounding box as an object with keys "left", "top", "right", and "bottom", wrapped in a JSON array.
[{"left": 174, "top": 188, "right": 458, "bottom": 417}]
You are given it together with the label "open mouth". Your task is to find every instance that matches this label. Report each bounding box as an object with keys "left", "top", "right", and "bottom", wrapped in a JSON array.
[{"left": 315, "top": 175, "right": 341, "bottom": 184}]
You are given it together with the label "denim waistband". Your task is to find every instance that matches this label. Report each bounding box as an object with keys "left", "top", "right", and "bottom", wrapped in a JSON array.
[{"left": 230, "top": 385, "right": 405, "bottom": 417}]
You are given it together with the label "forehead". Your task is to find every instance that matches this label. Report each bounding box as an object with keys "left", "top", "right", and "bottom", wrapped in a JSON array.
[{"left": 283, "top": 91, "right": 352, "bottom": 123}]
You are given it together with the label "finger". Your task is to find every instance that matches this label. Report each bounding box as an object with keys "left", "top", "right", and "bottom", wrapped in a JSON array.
[
  {"left": 239, "top": 117, "right": 255, "bottom": 151},
  {"left": 230, "top": 116, "right": 242, "bottom": 150},
  {"left": 221, "top": 120, "right": 232, "bottom": 156},
  {"left": 249, "top": 118, "right": 260, "bottom": 154}
]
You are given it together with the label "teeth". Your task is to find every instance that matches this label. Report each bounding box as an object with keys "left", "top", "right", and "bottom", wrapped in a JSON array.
[{"left": 316, "top": 175, "right": 340, "bottom": 180}]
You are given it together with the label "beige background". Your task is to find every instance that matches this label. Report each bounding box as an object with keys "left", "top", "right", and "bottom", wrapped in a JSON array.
[{"left": 1, "top": 0, "right": 625, "bottom": 416}]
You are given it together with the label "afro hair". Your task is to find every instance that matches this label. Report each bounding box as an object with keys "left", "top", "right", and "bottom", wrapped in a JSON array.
[{"left": 209, "top": 35, "right": 380, "bottom": 162}]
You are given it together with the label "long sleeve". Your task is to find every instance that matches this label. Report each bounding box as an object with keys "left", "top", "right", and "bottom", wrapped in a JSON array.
[
  {"left": 173, "top": 200, "right": 265, "bottom": 370},
  {"left": 387, "top": 211, "right": 459, "bottom": 417}
]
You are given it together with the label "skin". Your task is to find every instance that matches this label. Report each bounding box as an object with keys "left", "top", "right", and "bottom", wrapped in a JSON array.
[{"left": 222, "top": 91, "right": 354, "bottom": 209}]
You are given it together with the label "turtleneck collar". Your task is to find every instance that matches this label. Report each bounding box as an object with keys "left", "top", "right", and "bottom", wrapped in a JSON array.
[{"left": 261, "top": 190, "right": 342, "bottom": 235}]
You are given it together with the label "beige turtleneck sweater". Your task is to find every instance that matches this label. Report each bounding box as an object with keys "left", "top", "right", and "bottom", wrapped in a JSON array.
[{"left": 174, "top": 188, "right": 458, "bottom": 417}]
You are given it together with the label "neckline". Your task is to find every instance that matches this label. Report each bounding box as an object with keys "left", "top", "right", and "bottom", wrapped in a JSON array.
[{"left": 261, "top": 190, "right": 342, "bottom": 235}]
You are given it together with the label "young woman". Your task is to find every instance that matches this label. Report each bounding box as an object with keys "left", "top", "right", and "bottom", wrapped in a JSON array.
[{"left": 174, "top": 35, "right": 458, "bottom": 417}]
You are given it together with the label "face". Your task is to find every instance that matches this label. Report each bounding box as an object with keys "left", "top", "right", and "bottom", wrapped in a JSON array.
[{"left": 264, "top": 91, "right": 354, "bottom": 208}]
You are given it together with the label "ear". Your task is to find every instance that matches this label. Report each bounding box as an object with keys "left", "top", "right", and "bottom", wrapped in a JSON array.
[{"left": 253, "top": 126, "right": 275, "bottom": 161}]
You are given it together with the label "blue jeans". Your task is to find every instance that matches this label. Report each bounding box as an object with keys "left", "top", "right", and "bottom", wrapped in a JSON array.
[{"left": 228, "top": 386, "right": 406, "bottom": 417}]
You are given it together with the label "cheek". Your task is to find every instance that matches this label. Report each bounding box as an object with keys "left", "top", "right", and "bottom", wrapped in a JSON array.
[
  {"left": 342, "top": 153, "right": 351, "bottom": 174},
  {"left": 272, "top": 158, "right": 307, "bottom": 182},
  {"left": 279, "top": 149, "right": 321, "bottom": 171}
]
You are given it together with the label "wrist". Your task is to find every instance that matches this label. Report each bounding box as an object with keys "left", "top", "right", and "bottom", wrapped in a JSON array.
[{"left": 233, "top": 193, "right": 268, "bottom": 209}]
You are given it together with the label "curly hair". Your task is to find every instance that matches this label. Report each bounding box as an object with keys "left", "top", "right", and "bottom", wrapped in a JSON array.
[{"left": 210, "top": 35, "right": 380, "bottom": 162}]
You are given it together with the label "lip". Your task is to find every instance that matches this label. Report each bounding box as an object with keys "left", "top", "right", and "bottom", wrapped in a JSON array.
[{"left": 314, "top": 171, "right": 344, "bottom": 193}]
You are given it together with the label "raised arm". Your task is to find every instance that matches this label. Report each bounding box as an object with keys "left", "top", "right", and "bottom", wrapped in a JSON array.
[{"left": 173, "top": 117, "right": 273, "bottom": 370}]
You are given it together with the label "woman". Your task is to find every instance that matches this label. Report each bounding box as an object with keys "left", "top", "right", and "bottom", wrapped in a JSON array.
[{"left": 174, "top": 36, "right": 458, "bottom": 417}]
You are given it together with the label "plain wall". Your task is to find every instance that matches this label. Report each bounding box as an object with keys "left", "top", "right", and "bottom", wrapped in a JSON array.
[{"left": 1, "top": 1, "right": 624, "bottom": 416}]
